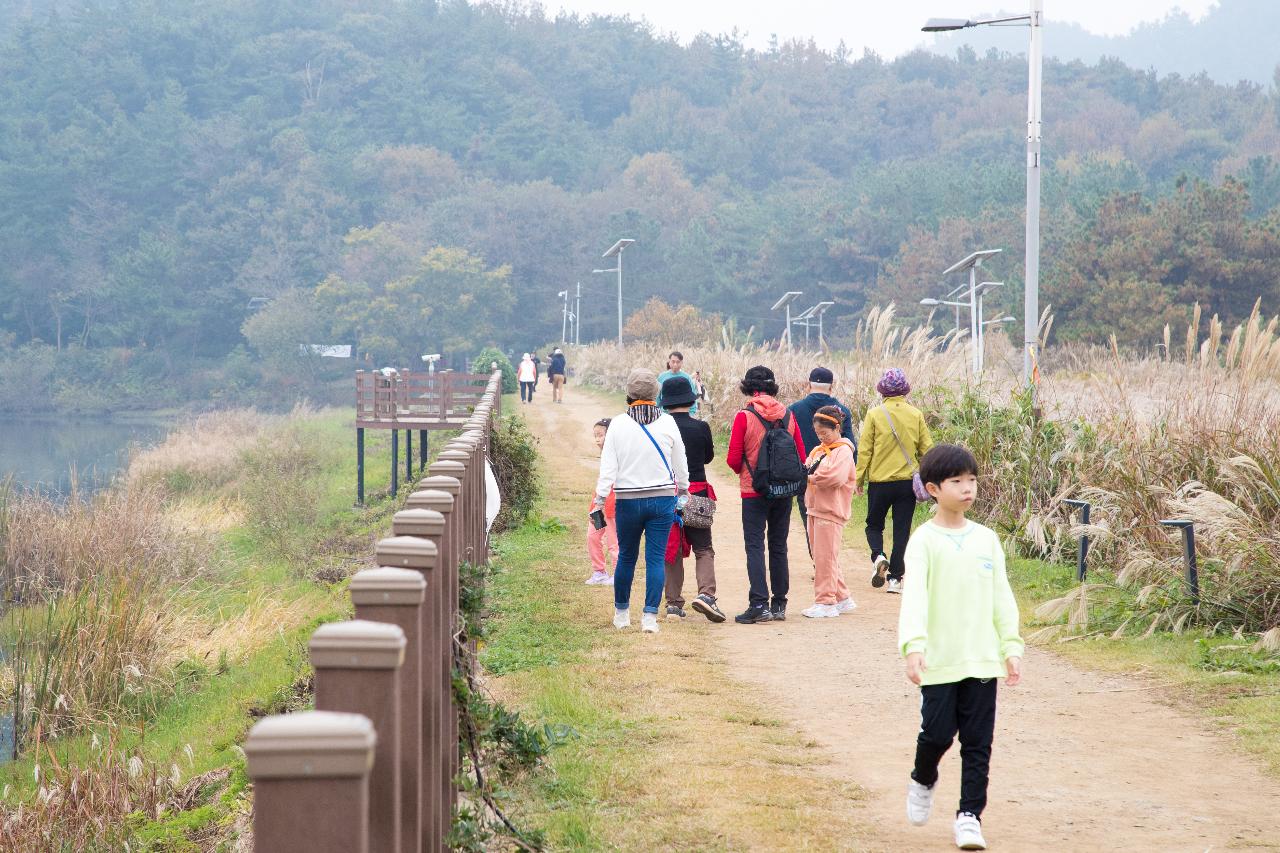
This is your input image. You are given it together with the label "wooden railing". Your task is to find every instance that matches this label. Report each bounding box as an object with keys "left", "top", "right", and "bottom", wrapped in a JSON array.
[
  {"left": 245, "top": 370, "right": 501, "bottom": 853},
  {"left": 356, "top": 370, "right": 494, "bottom": 427}
]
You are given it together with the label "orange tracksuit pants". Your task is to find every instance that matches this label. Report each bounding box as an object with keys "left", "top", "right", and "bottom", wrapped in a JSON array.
[{"left": 808, "top": 515, "right": 851, "bottom": 605}]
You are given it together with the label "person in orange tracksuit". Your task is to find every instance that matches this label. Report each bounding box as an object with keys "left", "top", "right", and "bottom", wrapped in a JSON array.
[{"left": 802, "top": 405, "right": 857, "bottom": 619}]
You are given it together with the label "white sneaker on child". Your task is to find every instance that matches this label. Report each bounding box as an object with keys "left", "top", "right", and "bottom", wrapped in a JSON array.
[
  {"left": 640, "top": 613, "right": 660, "bottom": 633},
  {"left": 586, "top": 571, "right": 609, "bottom": 585},
  {"left": 802, "top": 603, "right": 840, "bottom": 618},
  {"left": 954, "top": 812, "right": 987, "bottom": 850},
  {"left": 906, "top": 780, "right": 934, "bottom": 826},
  {"left": 613, "top": 608, "right": 630, "bottom": 629},
  {"left": 835, "top": 597, "right": 857, "bottom": 614},
  {"left": 886, "top": 578, "right": 903, "bottom": 594}
]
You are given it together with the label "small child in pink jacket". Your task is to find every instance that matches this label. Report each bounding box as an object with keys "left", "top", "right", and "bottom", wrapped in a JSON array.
[
  {"left": 802, "top": 406, "right": 857, "bottom": 618},
  {"left": 586, "top": 418, "right": 619, "bottom": 585}
]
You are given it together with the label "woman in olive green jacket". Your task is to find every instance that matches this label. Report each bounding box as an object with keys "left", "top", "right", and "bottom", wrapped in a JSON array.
[{"left": 854, "top": 368, "right": 932, "bottom": 593}]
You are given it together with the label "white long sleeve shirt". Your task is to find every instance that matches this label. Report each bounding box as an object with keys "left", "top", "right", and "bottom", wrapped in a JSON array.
[{"left": 596, "top": 412, "right": 690, "bottom": 499}]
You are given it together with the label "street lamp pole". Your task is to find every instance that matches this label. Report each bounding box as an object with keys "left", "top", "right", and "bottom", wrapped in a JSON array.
[
  {"left": 1025, "top": 0, "right": 1044, "bottom": 397},
  {"left": 600, "top": 239, "right": 635, "bottom": 345},
  {"left": 924, "top": 0, "right": 1043, "bottom": 395},
  {"left": 558, "top": 290, "right": 569, "bottom": 343},
  {"left": 574, "top": 282, "right": 582, "bottom": 346}
]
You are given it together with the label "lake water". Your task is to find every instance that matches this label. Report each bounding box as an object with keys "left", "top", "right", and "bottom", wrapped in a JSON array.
[{"left": 0, "top": 418, "right": 170, "bottom": 496}]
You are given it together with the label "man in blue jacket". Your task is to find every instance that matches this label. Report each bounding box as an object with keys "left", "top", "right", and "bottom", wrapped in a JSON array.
[{"left": 788, "top": 366, "right": 856, "bottom": 552}]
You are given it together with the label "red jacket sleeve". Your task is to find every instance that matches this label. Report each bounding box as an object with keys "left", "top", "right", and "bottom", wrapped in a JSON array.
[
  {"left": 790, "top": 415, "right": 805, "bottom": 460},
  {"left": 727, "top": 411, "right": 747, "bottom": 473}
]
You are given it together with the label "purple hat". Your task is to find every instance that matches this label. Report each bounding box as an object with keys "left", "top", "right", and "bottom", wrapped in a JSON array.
[{"left": 876, "top": 368, "right": 911, "bottom": 397}]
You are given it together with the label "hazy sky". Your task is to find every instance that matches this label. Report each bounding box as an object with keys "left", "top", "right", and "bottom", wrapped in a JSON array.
[{"left": 547, "top": 1, "right": 1219, "bottom": 57}]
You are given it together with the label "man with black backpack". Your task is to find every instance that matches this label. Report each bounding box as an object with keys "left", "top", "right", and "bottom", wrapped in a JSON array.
[{"left": 726, "top": 365, "right": 808, "bottom": 623}]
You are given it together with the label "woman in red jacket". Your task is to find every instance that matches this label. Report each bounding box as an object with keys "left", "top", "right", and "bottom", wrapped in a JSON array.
[{"left": 726, "top": 365, "right": 806, "bottom": 624}]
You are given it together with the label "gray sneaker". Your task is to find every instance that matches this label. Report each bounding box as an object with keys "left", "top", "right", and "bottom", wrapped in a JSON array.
[
  {"left": 690, "top": 594, "right": 726, "bottom": 623},
  {"left": 665, "top": 605, "right": 686, "bottom": 621}
]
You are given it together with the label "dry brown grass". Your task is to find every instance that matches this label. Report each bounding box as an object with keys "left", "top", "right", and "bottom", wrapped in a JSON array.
[
  {"left": 0, "top": 729, "right": 207, "bottom": 851},
  {"left": 126, "top": 408, "right": 278, "bottom": 493}
]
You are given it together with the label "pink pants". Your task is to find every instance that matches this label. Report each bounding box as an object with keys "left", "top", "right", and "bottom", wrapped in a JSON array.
[
  {"left": 588, "top": 518, "right": 619, "bottom": 574},
  {"left": 809, "top": 515, "right": 851, "bottom": 605}
]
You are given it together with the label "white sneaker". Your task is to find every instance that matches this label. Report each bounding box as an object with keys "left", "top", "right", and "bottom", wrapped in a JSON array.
[
  {"left": 641, "top": 613, "right": 660, "bottom": 633},
  {"left": 886, "top": 578, "right": 903, "bottom": 594},
  {"left": 954, "top": 812, "right": 987, "bottom": 850},
  {"left": 613, "top": 608, "right": 630, "bottom": 629},
  {"left": 906, "top": 780, "right": 934, "bottom": 826},
  {"left": 835, "top": 597, "right": 857, "bottom": 614},
  {"left": 802, "top": 603, "right": 840, "bottom": 618},
  {"left": 586, "top": 571, "right": 609, "bottom": 585}
]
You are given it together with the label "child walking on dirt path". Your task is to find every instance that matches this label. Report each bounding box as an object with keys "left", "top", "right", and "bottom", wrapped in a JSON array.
[
  {"left": 800, "top": 406, "right": 857, "bottom": 619},
  {"left": 586, "top": 418, "right": 618, "bottom": 586},
  {"left": 899, "top": 444, "right": 1024, "bottom": 851}
]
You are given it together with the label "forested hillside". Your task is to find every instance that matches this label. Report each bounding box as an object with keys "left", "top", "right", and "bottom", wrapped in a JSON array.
[{"left": 3, "top": 0, "right": 1280, "bottom": 410}]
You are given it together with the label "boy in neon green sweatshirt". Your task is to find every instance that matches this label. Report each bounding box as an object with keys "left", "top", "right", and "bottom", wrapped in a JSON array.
[{"left": 898, "top": 444, "right": 1024, "bottom": 851}]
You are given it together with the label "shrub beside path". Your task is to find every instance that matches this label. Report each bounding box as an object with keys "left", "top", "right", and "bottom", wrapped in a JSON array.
[{"left": 526, "top": 391, "right": 1280, "bottom": 851}]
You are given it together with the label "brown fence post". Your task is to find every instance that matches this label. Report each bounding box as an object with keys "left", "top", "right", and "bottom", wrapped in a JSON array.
[
  {"left": 375, "top": 525, "right": 447, "bottom": 850},
  {"left": 411, "top": 474, "right": 461, "bottom": 838},
  {"left": 311, "top": 620, "right": 407, "bottom": 853},
  {"left": 246, "top": 711, "right": 376, "bottom": 853},
  {"left": 350, "top": 568, "right": 426, "bottom": 853}
]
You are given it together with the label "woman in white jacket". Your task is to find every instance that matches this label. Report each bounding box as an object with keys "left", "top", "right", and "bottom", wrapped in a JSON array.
[
  {"left": 594, "top": 368, "right": 690, "bottom": 633},
  {"left": 516, "top": 353, "right": 537, "bottom": 403}
]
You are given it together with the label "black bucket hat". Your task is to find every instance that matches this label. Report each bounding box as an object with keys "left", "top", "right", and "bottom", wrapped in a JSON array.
[{"left": 660, "top": 375, "right": 698, "bottom": 408}]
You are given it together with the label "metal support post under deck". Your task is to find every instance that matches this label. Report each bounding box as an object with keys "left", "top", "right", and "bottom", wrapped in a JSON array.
[
  {"left": 391, "top": 428, "right": 399, "bottom": 498},
  {"left": 419, "top": 430, "right": 427, "bottom": 471},
  {"left": 356, "top": 428, "right": 365, "bottom": 506},
  {"left": 405, "top": 430, "right": 413, "bottom": 483}
]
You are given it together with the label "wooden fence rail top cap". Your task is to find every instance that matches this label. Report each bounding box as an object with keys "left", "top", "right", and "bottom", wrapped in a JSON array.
[
  {"left": 438, "top": 449, "right": 470, "bottom": 463},
  {"left": 350, "top": 567, "right": 425, "bottom": 606},
  {"left": 374, "top": 535, "right": 437, "bottom": 569},
  {"left": 310, "top": 619, "right": 406, "bottom": 670},
  {"left": 404, "top": 489, "right": 454, "bottom": 511},
  {"left": 447, "top": 435, "right": 479, "bottom": 447},
  {"left": 416, "top": 474, "right": 461, "bottom": 496},
  {"left": 245, "top": 711, "right": 376, "bottom": 779},
  {"left": 392, "top": 507, "right": 446, "bottom": 536},
  {"left": 428, "top": 460, "right": 466, "bottom": 478},
  {"left": 405, "top": 488, "right": 454, "bottom": 511}
]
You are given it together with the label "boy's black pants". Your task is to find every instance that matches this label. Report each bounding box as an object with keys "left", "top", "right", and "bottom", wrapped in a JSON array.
[
  {"left": 912, "top": 677, "right": 997, "bottom": 817},
  {"left": 865, "top": 479, "right": 916, "bottom": 580}
]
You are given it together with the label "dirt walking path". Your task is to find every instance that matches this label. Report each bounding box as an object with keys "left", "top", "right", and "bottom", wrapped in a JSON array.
[{"left": 526, "top": 389, "right": 1280, "bottom": 852}]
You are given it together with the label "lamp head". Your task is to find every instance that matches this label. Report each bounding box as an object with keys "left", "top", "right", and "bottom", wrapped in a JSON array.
[{"left": 922, "top": 17, "right": 970, "bottom": 32}]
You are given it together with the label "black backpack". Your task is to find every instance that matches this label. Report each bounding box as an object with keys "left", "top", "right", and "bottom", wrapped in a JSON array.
[{"left": 745, "top": 409, "right": 807, "bottom": 499}]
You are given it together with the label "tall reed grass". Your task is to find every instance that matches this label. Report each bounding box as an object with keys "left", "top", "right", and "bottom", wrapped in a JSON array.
[
  {"left": 0, "top": 408, "right": 316, "bottom": 751},
  {"left": 571, "top": 304, "right": 1280, "bottom": 637}
]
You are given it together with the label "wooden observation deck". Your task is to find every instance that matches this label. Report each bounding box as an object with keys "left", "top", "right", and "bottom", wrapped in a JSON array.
[{"left": 353, "top": 369, "right": 503, "bottom": 504}]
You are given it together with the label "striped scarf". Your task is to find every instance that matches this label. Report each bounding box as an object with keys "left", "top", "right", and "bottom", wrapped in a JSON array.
[{"left": 628, "top": 400, "right": 661, "bottom": 425}]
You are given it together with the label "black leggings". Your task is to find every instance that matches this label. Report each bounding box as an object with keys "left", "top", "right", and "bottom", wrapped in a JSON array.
[{"left": 865, "top": 479, "right": 916, "bottom": 580}]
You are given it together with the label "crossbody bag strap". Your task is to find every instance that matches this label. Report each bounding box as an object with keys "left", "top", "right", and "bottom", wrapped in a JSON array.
[
  {"left": 879, "top": 404, "right": 917, "bottom": 472},
  {"left": 636, "top": 420, "right": 675, "bottom": 485}
]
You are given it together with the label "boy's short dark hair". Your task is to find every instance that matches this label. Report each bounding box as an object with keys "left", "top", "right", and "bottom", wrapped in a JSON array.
[
  {"left": 919, "top": 443, "right": 979, "bottom": 487},
  {"left": 669, "top": 351, "right": 683, "bottom": 361}
]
